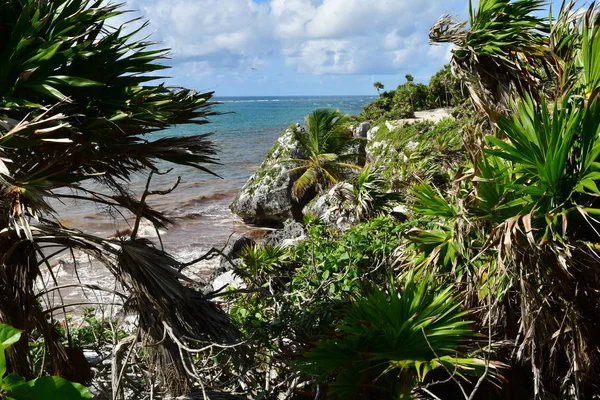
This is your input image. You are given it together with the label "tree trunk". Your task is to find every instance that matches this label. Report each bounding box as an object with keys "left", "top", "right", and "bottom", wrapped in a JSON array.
[{"left": 0, "top": 238, "right": 38, "bottom": 380}]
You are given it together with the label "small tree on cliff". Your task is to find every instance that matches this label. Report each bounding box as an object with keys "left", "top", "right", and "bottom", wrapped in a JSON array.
[
  {"left": 288, "top": 109, "right": 364, "bottom": 200},
  {"left": 0, "top": 0, "right": 240, "bottom": 396},
  {"left": 373, "top": 81, "right": 384, "bottom": 97}
]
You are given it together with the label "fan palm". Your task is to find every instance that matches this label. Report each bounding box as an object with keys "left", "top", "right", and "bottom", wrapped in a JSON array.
[
  {"left": 298, "top": 273, "right": 500, "bottom": 399},
  {"left": 430, "top": 0, "right": 550, "bottom": 120},
  {"left": 0, "top": 0, "right": 240, "bottom": 395},
  {"left": 421, "top": 2, "right": 600, "bottom": 396},
  {"left": 288, "top": 109, "right": 364, "bottom": 200}
]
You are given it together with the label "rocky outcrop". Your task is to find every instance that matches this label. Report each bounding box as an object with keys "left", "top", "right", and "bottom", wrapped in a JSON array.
[
  {"left": 303, "top": 182, "right": 359, "bottom": 231},
  {"left": 230, "top": 111, "right": 449, "bottom": 228},
  {"left": 212, "top": 270, "right": 245, "bottom": 292},
  {"left": 219, "top": 233, "right": 255, "bottom": 271},
  {"left": 206, "top": 233, "right": 254, "bottom": 294},
  {"left": 263, "top": 220, "right": 306, "bottom": 248},
  {"left": 353, "top": 121, "right": 370, "bottom": 139},
  {"left": 229, "top": 126, "right": 305, "bottom": 226}
]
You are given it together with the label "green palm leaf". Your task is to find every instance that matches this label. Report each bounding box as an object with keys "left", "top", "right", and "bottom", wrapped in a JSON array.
[
  {"left": 298, "top": 273, "right": 500, "bottom": 399},
  {"left": 288, "top": 109, "right": 363, "bottom": 201}
]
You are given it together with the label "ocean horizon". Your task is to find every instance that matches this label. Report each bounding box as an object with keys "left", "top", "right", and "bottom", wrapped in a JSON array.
[{"left": 55, "top": 95, "right": 376, "bottom": 275}]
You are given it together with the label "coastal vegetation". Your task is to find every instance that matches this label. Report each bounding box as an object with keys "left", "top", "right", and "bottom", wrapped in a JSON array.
[
  {"left": 0, "top": 0, "right": 238, "bottom": 398},
  {"left": 3, "top": 0, "right": 600, "bottom": 399},
  {"left": 226, "top": 0, "right": 600, "bottom": 398},
  {"left": 361, "top": 65, "right": 466, "bottom": 121}
]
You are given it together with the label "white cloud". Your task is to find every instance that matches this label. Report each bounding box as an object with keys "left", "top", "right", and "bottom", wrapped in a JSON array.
[{"left": 121, "top": 0, "right": 463, "bottom": 80}]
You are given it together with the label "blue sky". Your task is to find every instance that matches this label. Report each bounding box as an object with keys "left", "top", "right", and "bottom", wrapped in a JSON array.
[{"left": 117, "top": 0, "right": 550, "bottom": 96}]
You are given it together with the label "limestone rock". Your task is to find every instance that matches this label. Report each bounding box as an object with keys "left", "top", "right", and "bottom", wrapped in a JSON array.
[
  {"left": 230, "top": 128, "right": 305, "bottom": 226},
  {"left": 212, "top": 270, "right": 245, "bottom": 292},
  {"left": 405, "top": 141, "right": 420, "bottom": 153},
  {"left": 354, "top": 121, "right": 370, "bottom": 138},
  {"left": 367, "top": 125, "right": 380, "bottom": 142},
  {"left": 304, "top": 182, "right": 359, "bottom": 231},
  {"left": 390, "top": 205, "right": 409, "bottom": 222},
  {"left": 263, "top": 220, "right": 306, "bottom": 248},
  {"left": 219, "top": 233, "right": 255, "bottom": 271}
]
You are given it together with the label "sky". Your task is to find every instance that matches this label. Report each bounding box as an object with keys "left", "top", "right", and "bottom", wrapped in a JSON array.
[{"left": 115, "top": 0, "right": 468, "bottom": 96}]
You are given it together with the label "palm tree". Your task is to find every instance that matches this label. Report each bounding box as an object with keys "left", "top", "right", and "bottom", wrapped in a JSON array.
[
  {"left": 287, "top": 109, "right": 363, "bottom": 200},
  {"left": 421, "top": 2, "right": 600, "bottom": 396},
  {"left": 373, "top": 81, "right": 384, "bottom": 97},
  {"left": 0, "top": 0, "right": 240, "bottom": 396},
  {"left": 429, "top": 0, "right": 550, "bottom": 120},
  {"left": 299, "top": 273, "right": 499, "bottom": 399}
]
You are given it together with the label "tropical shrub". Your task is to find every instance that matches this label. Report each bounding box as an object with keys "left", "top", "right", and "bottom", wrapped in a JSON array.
[
  {"left": 424, "top": 1, "right": 600, "bottom": 397},
  {"left": 0, "top": 324, "right": 91, "bottom": 399},
  {"left": 229, "top": 216, "right": 408, "bottom": 397},
  {"left": 298, "top": 273, "right": 496, "bottom": 399},
  {"left": 0, "top": 0, "right": 239, "bottom": 396}
]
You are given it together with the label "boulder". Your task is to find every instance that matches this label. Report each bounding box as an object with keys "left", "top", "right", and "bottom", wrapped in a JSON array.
[
  {"left": 367, "top": 125, "right": 380, "bottom": 142},
  {"left": 263, "top": 220, "right": 306, "bottom": 248},
  {"left": 212, "top": 270, "right": 245, "bottom": 292},
  {"left": 390, "top": 205, "right": 409, "bottom": 222},
  {"left": 354, "top": 121, "right": 370, "bottom": 138},
  {"left": 304, "top": 182, "right": 359, "bottom": 231},
  {"left": 219, "top": 233, "right": 255, "bottom": 271},
  {"left": 353, "top": 121, "right": 369, "bottom": 158},
  {"left": 230, "top": 128, "right": 305, "bottom": 226}
]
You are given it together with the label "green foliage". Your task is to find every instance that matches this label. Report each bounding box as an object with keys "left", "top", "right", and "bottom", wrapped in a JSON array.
[
  {"left": 298, "top": 273, "right": 492, "bottom": 399},
  {"left": 230, "top": 217, "right": 407, "bottom": 373},
  {"left": 481, "top": 91, "right": 600, "bottom": 236},
  {"left": 368, "top": 117, "right": 465, "bottom": 194},
  {"left": 413, "top": 182, "right": 458, "bottom": 218},
  {"left": 0, "top": 0, "right": 238, "bottom": 393},
  {"left": 287, "top": 109, "right": 364, "bottom": 199},
  {"left": 393, "top": 81, "right": 429, "bottom": 114},
  {"left": 359, "top": 66, "right": 468, "bottom": 122},
  {"left": 430, "top": 0, "right": 551, "bottom": 115},
  {"left": 421, "top": 3, "right": 600, "bottom": 396},
  {"left": 68, "top": 308, "right": 128, "bottom": 350},
  {"left": 330, "top": 166, "right": 402, "bottom": 221},
  {"left": 429, "top": 64, "right": 467, "bottom": 107},
  {"left": 0, "top": 324, "right": 90, "bottom": 399}
]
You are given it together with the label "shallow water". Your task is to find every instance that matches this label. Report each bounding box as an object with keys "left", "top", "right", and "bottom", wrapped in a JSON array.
[{"left": 42, "top": 96, "right": 374, "bottom": 314}]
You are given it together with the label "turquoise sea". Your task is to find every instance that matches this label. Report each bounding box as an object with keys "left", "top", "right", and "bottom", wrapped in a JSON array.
[
  {"left": 160, "top": 95, "right": 375, "bottom": 183},
  {"left": 61, "top": 96, "right": 375, "bottom": 273}
]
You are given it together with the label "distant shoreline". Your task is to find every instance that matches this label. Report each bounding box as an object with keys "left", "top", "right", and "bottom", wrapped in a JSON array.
[{"left": 214, "top": 94, "right": 378, "bottom": 100}]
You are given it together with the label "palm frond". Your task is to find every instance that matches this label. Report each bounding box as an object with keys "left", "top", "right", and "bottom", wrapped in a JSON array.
[{"left": 298, "top": 273, "right": 500, "bottom": 398}]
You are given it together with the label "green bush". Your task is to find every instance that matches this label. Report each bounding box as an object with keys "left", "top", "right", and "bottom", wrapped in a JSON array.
[
  {"left": 297, "top": 273, "right": 494, "bottom": 399},
  {"left": 0, "top": 324, "right": 91, "bottom": 400}
]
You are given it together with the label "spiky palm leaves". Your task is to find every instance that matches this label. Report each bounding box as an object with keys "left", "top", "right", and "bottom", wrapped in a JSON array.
[
  {"left": 420, "top": 1, "right": 600, "bottom": 397},
  {"left": 299, "top": 273, "right": 499, "bottom": 399},
  {"left": 288, "top": 109, "right": 364, "bottom": 199},
  {"left": 0, "top": 0, "right": 239, "bottom": 395},
  {"left": 430, "top": 0, "right": 549, "bottom": 120},
  {"left": 476, "top": 93, "right": 600, "bottom": 398}
]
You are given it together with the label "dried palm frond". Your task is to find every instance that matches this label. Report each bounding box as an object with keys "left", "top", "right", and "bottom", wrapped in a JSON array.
[
  {"left": 0, "top": 0, "right": 240, "bottom": 396},
  {"left": 117, "top": 239, "right": 245, "bottom": 392},
  {"left": 430, "top": 0, "right": 550, "bottom": 120}
]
